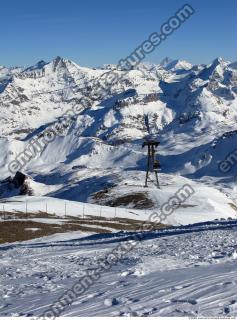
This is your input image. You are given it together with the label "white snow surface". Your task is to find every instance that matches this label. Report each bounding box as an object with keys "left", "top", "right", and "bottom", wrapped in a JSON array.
[
  {"left": 1, "top": 220, "right": 237, "bottom": 316},
  {"left": 2, "top": 172, "right": 237, "bottom": 225}
]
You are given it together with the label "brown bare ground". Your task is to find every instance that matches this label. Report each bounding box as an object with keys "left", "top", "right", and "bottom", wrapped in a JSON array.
[
  {"left": 92, "top": 190, "right": 154, "bottom": 209},
  {"left": 105, "top": 193, "right": 154, "bottom": 209},
  {"left": 0, "top": 211, "right": 167, "bottom": 244}
]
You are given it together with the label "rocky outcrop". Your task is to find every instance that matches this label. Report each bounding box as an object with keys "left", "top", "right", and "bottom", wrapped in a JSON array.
[{"left": 0, "top": 171, "right": 34, "bottom": 197}]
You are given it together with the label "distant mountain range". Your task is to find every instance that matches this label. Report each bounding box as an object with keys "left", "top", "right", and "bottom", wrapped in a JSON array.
[{"left": 0, "top": 56, "right": 237, "bottom": 210}]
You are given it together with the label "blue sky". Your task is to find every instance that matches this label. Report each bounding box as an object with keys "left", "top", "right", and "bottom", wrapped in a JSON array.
[{"left": 1, "top": 0, "right": 236, "bottom": 67}]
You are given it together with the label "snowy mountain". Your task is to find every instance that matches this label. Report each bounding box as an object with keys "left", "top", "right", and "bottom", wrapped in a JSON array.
[
  {"left": 161, "top": 58, "right": 193, "bottom": 71},
  {"left": 1, "top": 56, "right": 237, "bottom": 318},
  {"left": 0, "top": 56, "right": 237, "bottom": 223}
]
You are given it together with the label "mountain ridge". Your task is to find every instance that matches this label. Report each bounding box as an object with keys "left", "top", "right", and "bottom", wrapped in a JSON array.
[{"left": 0, "top": 56, "right": 237, "bottom": 214}]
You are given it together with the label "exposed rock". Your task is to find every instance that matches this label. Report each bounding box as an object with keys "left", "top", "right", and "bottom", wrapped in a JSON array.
[
  {"left": 0, "top": 171, "right": 34, "bottom": 197},
  {"left": 12, "top": 171, "right": 27, "bottom": 188}
]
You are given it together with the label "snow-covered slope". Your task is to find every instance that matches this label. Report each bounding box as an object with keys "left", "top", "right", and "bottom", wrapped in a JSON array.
[
  {"left": 2, "top": 170, "right": 237, "bottom": 226},
  {"left": 1, "top": 56, "right": 237, "bottom": 317},
  {"left": 1, "top": 220, "right": 237, "bottom": 316},
  {"left": 0, "top": 56, "right": 237, "bottom": 224}
]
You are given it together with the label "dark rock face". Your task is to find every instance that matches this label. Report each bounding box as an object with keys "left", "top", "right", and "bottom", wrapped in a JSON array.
[
  {"left": 12, "top": 171, "right": 27, "bottom": 188},
  {"left": 0, "top": 171, "right": 34, "bottom": 197}
]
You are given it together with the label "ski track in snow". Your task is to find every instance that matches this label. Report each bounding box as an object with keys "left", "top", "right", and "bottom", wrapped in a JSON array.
[{"left": 1, "top": 220, "right": 237, "bottom": 316}]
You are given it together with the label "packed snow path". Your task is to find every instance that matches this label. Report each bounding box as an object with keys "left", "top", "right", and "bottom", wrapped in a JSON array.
[{"left": 1, "top": 220, "right": 237, "bottom": 316}]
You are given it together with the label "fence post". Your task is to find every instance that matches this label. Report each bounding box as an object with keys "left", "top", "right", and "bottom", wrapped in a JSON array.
[
  {"left": 82, "top": 204, "right": 85, "bottom": 219},
  {"left": 46, "top": 203, "right": 48, "bottom": 214},
  {"left": 64, "top": 202, "right": 67, "bottom": 218},
  {"left": 114, "top": 207, "right": 117, "bottom": 218},
  {"left": 100, "top": 206, "right": 102, "bottom": 218},
  {"left": 3, "top": 205, "right": 5, "bottom": 221}
]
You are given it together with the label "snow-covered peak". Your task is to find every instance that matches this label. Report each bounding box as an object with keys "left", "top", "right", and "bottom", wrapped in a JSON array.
[
  {"left": 100, "top": 64, "right": 118, "bottom": 70},
  {"left": 211, "top": 57, "right": 225, "bottom": 66},
  {"left": 24, "top": 60, "right": 48, "bottom": 72},
  {"left": 163, "top": 59, "right": 193, "bottom": 71},
  {"left": 0, "top": 56, "right": 236, "bottom": 145},
  {"left": 159, "top": 57, "right": 173, "bottom": 68},
  {"left": 228, "top": 61, "right": 237, "bottom": 69}
]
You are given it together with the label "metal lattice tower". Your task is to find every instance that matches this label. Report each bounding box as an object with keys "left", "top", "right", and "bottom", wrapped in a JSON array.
[{"left": 142, "top": 139, "right": 161, "bottom": 188}]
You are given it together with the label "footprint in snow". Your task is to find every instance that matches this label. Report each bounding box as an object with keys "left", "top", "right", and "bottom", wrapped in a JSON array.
[
  {"left": 218, "top": 281, "right": 233, "bottom": 286},
  {"left": 136, "top": 307, "right": 157, "bottom": 316},
  {"left": 104, "top": 297, "right": 119, "bottom": 307},
  {"left": 121, "top": 306, "right": 157, "bottom": 316},
  {"left": 165, "top": 298, "right": 197, "bottom": 305},
  {"left": 87, "top": 291, "right": 104, "bottom": 299},
  {"left": 120, "top": 297, "right": 140, "bottom": 304},
  {"left": 223, "top": 300, "right": 237, "bottom": 315},
  {"left": 107, "top": 281, "right": 118, "bottom": 286},
  {"left": 120, "top": 270, "right": 134, "bottom": 277}
]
